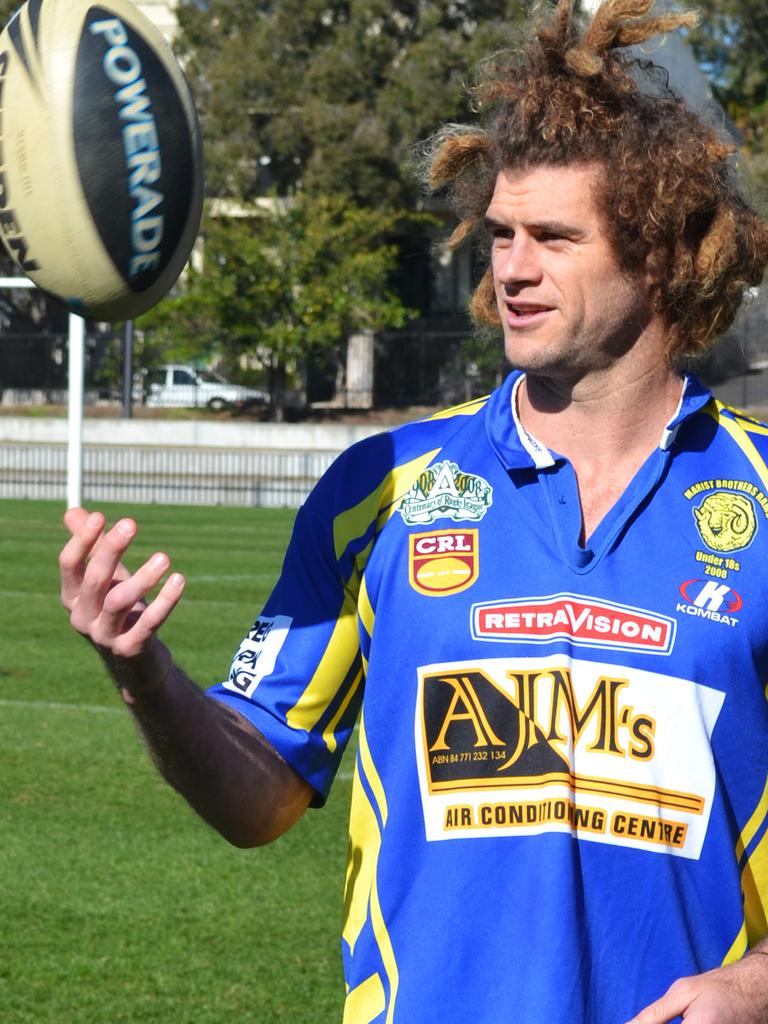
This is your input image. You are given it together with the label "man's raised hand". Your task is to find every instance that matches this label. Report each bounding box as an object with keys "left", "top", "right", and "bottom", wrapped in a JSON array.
[{"left": 59, "top": 507, "right": 184, "bottom": 672}]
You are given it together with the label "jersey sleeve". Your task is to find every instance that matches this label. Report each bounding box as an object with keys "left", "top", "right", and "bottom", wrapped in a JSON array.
[
  {"left": 205, "top": 410, "right": 476, "bottom": 804},
  {"left": 206, "top": 470, "right": 365, "bottom": 804}
]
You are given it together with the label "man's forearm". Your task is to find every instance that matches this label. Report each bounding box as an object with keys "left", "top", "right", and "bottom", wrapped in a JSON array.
[
  {"left": 106, "top": 641, "right": 312, "bottom": 847},
  {"left": 59, "top": 510, "right": 311, "bottom": 848}
]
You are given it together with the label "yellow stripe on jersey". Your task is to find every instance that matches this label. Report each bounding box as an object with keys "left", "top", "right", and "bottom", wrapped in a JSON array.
[
  {"left": 332, "top": 450, "right": 441, "bottom": 562},
  {"left": 342, "top": 759, "right": 381, "bottom": 956},
  {"left": 691, "top": 401, "right": 768, "bottom": 956},
  {"left": 428, "top": 395, "right": 489, "bottom": 420},
  {"left": 707, "top": 402, "right": 768, "bottom": 942},
  {"left": 721, "top": 920, "right": 748, "bottom": 965},
  {"left": 370, "top": 866, "right": 399, "bottom": 1024},
  {"left": 358, "top": 574, "right": 375, "bottom": 639},
  {"left": 342, "top": 973, "right": 386, "bottom": 1024},
  {"left": 737, "top": 771, "right": 768, "bottom": 946},
  {"left": 286, "top": 585, "right": 359, "bottom": 738},
  {"left": 342, "top": 716, "right": 399, "bottom": 1022},
  {"left": 708, "top": 401, "right": 768, "bottom": 492},
  {"left": 343, "top": 715, "right": 389, "bottom": 954},
  {"left": 733, "top": 771, "right": 768, "bottom": 948},
  {"left": 359, "top": 710, "right": 388, "bottom": 827},
  {"left": 735, "top": 774, "right": 768, "bottom": 864},
  {"left": 288, "top": 450, "right": 445, "bottom": 740},
  {"left": 715, "top": 400, "right": 768, "bottom": 436},
  {"left": 322, "top": 666, "right": 364, "bottom": 755},
  {"left": 742, "top": 844, "right": 768, "bottom": 947},
  {"left": 740, "top": 420, "right": 768, "bottom": 437}
]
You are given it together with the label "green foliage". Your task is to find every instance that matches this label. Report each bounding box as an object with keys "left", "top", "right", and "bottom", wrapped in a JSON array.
[
  {"left": 161, "top": 2, "right": 521, "bottom": 410},
  {"left": 688, "top": 0, "right": 768, "bottom": 198},
  {"left": 0, "top": 0, "right": 18, "bottom": 29},
  {"left": 175, "top": 0, "right": 515, "bottom": 206},
  {"left": 138, "top": 195, "right": 419, "bottom": 412},
  {"left": 0, "top": 499, "right": 351, "bottom": 1023}
]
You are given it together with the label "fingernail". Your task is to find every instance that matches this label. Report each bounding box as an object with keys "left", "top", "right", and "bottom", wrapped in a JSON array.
[
  {"left": 116, "top": 519, "right": 133, "bottom": 536},
  {"left": 169, "top": 573, "right": 184, "bottom": 587},
  {"left": 151, "top": 553, "right": 168, "bottom": 570},
  {"left": 86, "top": 512, "right": 101, "bottom": 529}
]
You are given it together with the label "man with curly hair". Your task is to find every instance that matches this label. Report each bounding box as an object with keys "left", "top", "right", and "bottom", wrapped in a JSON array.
[{"left": 59, "top": 1, "right": 768, "bottom": 1021}]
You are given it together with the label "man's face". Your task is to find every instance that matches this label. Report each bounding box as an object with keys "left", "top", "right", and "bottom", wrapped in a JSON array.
[{"left": 485, "top": 162, "right": 658, "bottom": 379}]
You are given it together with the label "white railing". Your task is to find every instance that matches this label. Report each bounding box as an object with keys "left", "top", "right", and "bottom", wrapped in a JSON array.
[{"left": 0, "top": 442, "right": 338, "bottom": 507}]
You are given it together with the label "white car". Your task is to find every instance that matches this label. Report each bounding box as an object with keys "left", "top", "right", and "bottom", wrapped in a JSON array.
[{"left": 140, "top": 364, "right": 268, "bottom": 411}]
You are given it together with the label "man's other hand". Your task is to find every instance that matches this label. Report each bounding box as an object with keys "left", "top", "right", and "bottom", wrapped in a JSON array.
[{"left": 627, "top": 951, "right": 768, "bottom": 1024}]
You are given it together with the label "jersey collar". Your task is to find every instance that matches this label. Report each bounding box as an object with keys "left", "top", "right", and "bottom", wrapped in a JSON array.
[{"left": 485, "top": 369, "right": 712, "bottom": 470}]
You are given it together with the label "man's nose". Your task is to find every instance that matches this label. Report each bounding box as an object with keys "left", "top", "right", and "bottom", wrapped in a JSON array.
[{"left": 494, "top": 237, "right": 543, "bottom": 287}]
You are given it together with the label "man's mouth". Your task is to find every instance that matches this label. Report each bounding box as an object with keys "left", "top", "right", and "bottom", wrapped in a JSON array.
[{"left": 504, "top": 302, "right": 554, "bottom": 325}]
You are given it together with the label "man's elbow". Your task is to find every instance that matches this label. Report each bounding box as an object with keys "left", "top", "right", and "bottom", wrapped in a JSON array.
[{"left": 208, "top": 781, "right": 314, "bottom": 849}]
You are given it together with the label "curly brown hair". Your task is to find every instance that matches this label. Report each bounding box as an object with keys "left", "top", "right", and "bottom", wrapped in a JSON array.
[{"left": 424, "top": 0, "right": 768, "bottom": 360}]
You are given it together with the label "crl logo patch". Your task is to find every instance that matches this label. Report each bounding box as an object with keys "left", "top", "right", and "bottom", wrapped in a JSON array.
[{"left": 409, "top": 529, "right": 479, "bottom": 596}]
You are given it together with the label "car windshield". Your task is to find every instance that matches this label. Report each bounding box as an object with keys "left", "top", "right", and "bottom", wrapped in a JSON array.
[{"left": 196, "top": 370, "right": 227, "bottom": 383}]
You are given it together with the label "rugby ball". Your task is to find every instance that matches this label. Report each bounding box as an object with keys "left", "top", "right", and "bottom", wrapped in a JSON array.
[{"left": 0, "top": 0, "right": 204, "bottom": 320}]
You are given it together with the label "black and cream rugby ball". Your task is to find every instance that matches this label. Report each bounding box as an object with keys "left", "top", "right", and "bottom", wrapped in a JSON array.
[{"left": 0, "top": 0, "right": 204, "bottom": 320}]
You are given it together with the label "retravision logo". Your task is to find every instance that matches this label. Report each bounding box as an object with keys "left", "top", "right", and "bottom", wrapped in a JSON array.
[{"left": 471, "top": 594, "right": 676, "bottom": 654}]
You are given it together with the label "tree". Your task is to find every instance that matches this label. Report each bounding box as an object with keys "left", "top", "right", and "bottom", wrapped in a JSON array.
[
  {"left": 138, "top": 195, "right": 417, "bottom": 417},
  {"left": 688, "top": 0, "right": 768, "bottom": 200},
  {"left": 175, "top": 0, "right": 514, "bottom": 207}
]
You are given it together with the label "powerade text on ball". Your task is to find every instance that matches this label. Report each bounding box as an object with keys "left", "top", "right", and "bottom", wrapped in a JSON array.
[
  {"left": 0, "top": 0, "right": 203, "bottom": 319},
  {"left": 90, "top": 16, "right": 163, "bottom": 280},
  {"left": 73, "top": 4, "right": 197, "bottom": 301}
]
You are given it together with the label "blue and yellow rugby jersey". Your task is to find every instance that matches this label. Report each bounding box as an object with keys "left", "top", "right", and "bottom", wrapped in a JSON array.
[{"left": 208, "top": 370, "right": 768, "bottom": 1024}]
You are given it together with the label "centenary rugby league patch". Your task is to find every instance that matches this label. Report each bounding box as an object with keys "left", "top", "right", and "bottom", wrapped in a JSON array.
[{"left": 399, "top": 461, "right": 492, "bottom": 526}]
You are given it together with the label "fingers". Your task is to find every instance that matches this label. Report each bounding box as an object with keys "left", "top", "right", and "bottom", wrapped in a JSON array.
[
  {"left": 59, "top": 509, "right": 107, "bottom": 609},
  {"left": 104, "top": 568, "right": 186, "bottom": 659},
  {"left": 627, "top": 976, "right": 701, "bottom": 1024},
  {"left": 73, "top": 518, "right": 139, "bottom": 625},
  {"left": 63, "top": 505, "right": 90, "bottom": 534},
  {"left": 60, "top": 509, "right": 185, "bottom": 659}
]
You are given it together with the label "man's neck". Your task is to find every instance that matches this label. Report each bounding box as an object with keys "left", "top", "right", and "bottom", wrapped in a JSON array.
[
  {"left": 517, "top": 361, "right": 685, "bottom": 544},
  {"left": 517, "top": 362, "right": 684, "bottom": 469}
]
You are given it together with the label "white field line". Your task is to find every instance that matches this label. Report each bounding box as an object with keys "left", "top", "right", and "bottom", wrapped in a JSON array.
[
  {"left": 0, "top": 697, "right": 122, "bottom": 714},
  {"left": 0, "top": 698, "right": 356, "bottom": 781},
  {"left": 187, "top": 574, "right": 261, "bottom": 582}
]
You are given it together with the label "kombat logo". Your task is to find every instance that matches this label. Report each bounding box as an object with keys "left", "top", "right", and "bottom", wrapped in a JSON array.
[
  {"left": 399, "top": 460, "right": 492, "bottom": 526},
  {"left": 471, "top": 594, "right": 676, "bottom": 655},
  {"left": 684, "top": 486, "right": 760, "bottom": 554},
  {"left": 677, "top": 579, "right": 742, "bottom": 628},
  {"left": 409, "top": 529, "right": 479, "bottom": 597}
]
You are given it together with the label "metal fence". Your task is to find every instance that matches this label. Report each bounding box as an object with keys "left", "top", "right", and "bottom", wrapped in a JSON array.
[{"left": 0, "top": 443, "right": 339, "bottom": 507}]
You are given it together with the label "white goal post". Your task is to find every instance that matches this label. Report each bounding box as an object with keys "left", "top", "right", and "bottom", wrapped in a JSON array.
[{"left": 0, "top": 277, "right": 83, "bottom": 508}]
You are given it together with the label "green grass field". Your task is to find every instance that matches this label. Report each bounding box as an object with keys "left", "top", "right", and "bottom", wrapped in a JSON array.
[{"left": 0, "top": 500, "right": 350, "bottom": 1023}]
